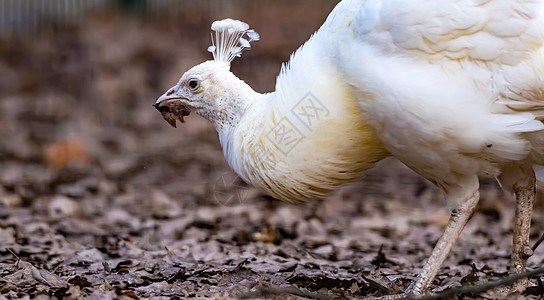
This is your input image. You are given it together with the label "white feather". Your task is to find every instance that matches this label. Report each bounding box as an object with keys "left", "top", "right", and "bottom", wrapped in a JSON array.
[{"left": 208, "top": 18, "right": 259, "bottom": 64}]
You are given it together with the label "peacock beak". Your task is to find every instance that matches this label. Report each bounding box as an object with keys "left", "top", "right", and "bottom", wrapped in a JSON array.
[{"left": 154, "top": 93, "right": 191, "bottom": 128}]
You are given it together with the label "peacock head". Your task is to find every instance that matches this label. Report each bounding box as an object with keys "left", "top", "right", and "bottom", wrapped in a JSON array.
[{"left": 154, "top": 19, "right": 259, "bottom": 128}]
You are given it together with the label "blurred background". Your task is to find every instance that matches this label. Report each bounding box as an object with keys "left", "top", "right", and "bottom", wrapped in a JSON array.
[
  {"left": 1, "top": 1, "right": 543, "bottom": 299},
  {"left": 0, "top": 0, "right": 346, "bottom": 204}
]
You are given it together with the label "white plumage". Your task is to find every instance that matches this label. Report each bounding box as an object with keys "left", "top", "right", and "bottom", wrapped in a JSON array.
[{"left": 155, "top": 0, "right": 544, "bottom": 296}]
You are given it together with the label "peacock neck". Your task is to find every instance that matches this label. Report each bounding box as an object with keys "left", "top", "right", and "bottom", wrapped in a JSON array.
[{"left": 206, "top": 75, "right": 261, "bottom": 133}]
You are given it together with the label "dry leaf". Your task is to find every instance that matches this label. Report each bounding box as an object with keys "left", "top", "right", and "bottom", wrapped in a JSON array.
[
  {"left": 43, "top": 139, "right": 89, "bottom": 169},
  {"left": 30, "top": 267, "right": 68, "bottom": 288},
  {"left": 351, "top": 282, "right": 360, "bottom": 294}
]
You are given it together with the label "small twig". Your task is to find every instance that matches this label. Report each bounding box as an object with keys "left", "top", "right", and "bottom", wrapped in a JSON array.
[
  {"left": 235, "top": 258, "right": 250, "bottom": 270},
  {"left": 531, "top": 232, "right": 544, "bottom": 252},
  {"left": 237, "top": 285, "right": 342, "bottom": 300},
  {"left": 405, "top": 266, "right": 544, "bottom": 300},
  {"left": 7, "top": 248, "right": 19, "bottom": 260},
  {"left": 7, "top": 248, "right": 21, "bottom": 267},
  {"left": 165, "top": 268, "right": 185, "bottom": 283}
]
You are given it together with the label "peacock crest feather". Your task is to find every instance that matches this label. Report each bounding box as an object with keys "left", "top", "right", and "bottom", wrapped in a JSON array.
[{"left": 207, "top": 18, "right": 260, "bottom": 64}]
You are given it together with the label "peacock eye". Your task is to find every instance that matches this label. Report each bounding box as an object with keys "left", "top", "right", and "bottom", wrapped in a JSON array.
[{"left": 188, "top": 79, "right": 200, "bottom": 90}]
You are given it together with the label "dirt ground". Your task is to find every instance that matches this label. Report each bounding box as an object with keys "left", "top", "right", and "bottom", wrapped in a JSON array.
[{"left": 1, "top": 1, "right": 544, "bottom": 299}]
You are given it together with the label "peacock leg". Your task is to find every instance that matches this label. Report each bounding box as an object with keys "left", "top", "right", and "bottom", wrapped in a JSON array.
[
  {"left": 506, "top": 168, "right": 535, "bottom": 293},
  {"left": 408, "top": 190, "right": 480, "bottom": 295}
]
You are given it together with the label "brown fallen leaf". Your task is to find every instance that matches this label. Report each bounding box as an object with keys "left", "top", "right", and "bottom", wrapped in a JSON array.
[
  {"left": 31, "top": 267, "right": 68, "bottom": 288},
  {"left": 0, "top": 282, "right": 17, "bottom": 293},
  {"left": 253, "top": 224, "right": 279, "bottom": 244},
  {"left": 68, "top": 275, "right": 92, "bottom": 288},
  {"left": 351, "top": 282, "right": 360, "bottom": 294},
  {"left": 119, "top": 289, "right": 139, "bottom": 299},
  {"left": 76, "top": 248, "right": 105, "bottom": 264},
  {"left": 43, "top": 138, "right": 89, "bottom": 169}
]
